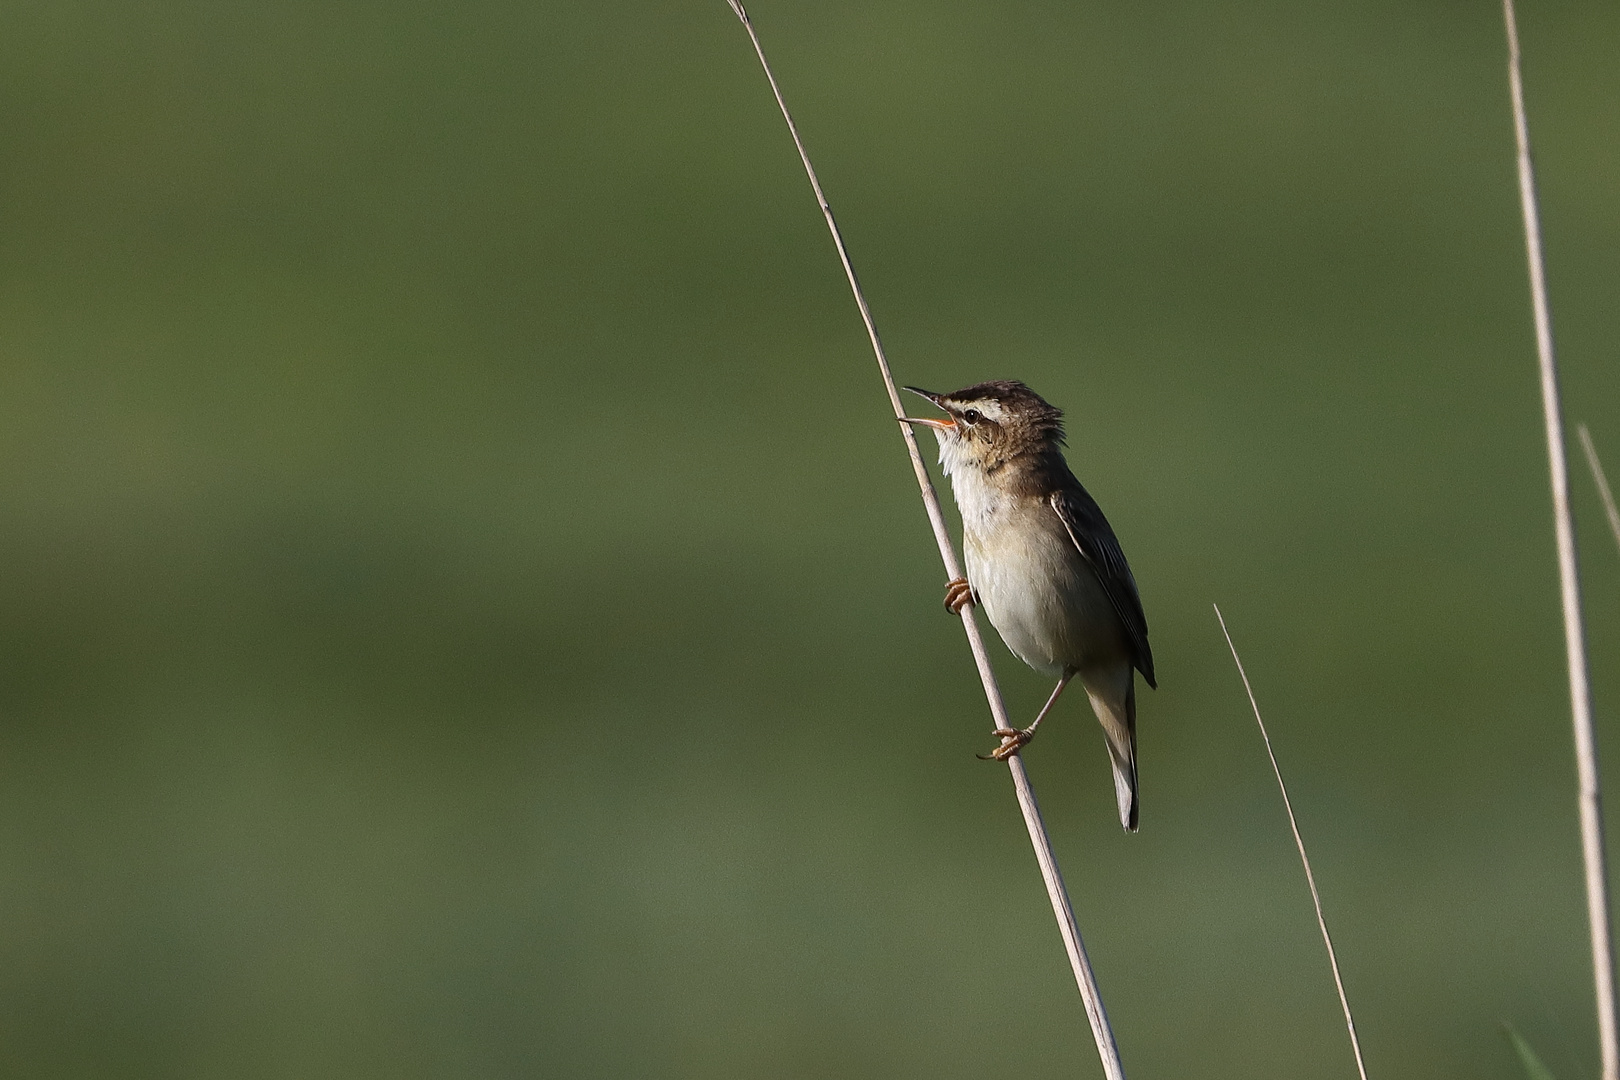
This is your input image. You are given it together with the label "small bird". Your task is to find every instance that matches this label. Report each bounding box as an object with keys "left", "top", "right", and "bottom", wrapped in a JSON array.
[{"left": 902, "top": 380, "right": 1155, "bottom": 831}]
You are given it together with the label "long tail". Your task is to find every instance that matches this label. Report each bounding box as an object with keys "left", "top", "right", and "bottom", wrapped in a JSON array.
[{"left": 1087, "top": 678, "right": 1138, "bottom": 831}]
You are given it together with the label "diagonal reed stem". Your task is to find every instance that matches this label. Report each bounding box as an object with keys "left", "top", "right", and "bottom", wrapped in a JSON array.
[
  {"left": 1501, "top": 5, "right": 1618, "bottom": 1078},
  {"left": 723, "top": 3, "right": 1125, "bottom": 1076},
  {"left": 1578, "top": 426, "right": 1620, "bottom": 558},
  {"left": 1213, "top": 605, "right": 1368, "bottom": 1080}
]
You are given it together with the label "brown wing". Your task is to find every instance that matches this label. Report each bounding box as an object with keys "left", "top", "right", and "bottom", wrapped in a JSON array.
[{"left": 1049, "top": 486, "right": 1156, "bottom": 688}]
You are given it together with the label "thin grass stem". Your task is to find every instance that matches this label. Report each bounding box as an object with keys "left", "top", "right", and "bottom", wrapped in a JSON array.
[
  {"left": 723, "top": 4, "right": 1124, "bottom": 1076},
  {"left": 1213, "top": 605, "right": 1369, "bottom": 1080},
  {"left": 1501, "top": 6, "right": 1618, "bottom": 1078},
  {"left": 1578, "top": 426, "right": 1620, "bottom": 558}
]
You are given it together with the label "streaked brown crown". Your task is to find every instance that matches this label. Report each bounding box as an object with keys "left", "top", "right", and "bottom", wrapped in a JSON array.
[
  {"left": 905, "top": 380, "right": 1066, "bottom": 468},
  {"left": 942, "top": 380, "right": 1063, "bottom": 439}
]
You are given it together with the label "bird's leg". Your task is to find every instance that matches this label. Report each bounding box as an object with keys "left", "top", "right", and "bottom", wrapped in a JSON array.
[
  {"left": 981, "top": 672, "right": 1075, "bottom": 761},
  {"left": 943, "top": 577, "right": 975, "bottom": 614}
]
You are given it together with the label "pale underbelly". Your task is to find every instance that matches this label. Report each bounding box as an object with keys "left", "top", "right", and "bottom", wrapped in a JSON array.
[{"left": 964, "top": 523, "right": 1124, "bottom": 678}]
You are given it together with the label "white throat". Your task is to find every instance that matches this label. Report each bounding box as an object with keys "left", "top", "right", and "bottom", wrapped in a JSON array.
[{"left": 933, "top": 432, "right": 1006, "bottom": 536}]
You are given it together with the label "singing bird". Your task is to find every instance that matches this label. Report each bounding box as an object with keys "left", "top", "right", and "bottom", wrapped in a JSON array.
[{"left": 903, "top": 381, "right": 1155, "bottom": 831}]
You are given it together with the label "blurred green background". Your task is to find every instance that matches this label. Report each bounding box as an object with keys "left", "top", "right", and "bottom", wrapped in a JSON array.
[{"left": 0, "top": 0, "right": 1617, "bottom": 1076}]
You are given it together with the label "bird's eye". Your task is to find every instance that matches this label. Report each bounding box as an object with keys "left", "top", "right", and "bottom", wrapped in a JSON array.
[{"left": 962, "top": 409, "right": 982, "bottom": 425}]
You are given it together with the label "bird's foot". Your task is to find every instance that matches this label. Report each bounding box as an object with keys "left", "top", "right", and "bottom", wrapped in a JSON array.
[
  {"left": 943, "top": 577, "right": 975, "bottom": 614},
  {"left": 977, "top": 727, "right": 1034, "bottom": 761}
]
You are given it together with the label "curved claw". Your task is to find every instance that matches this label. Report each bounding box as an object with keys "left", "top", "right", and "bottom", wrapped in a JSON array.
[
  {"left": 943, "top": 577, "right": 975, "bottom": 614},
  {"left": 977, "top": 727, "right": 1033, "bottom": 761}
]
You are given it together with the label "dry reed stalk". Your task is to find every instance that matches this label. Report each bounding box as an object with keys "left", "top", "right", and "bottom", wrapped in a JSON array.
[
  {"left": 1213, "top": 605, "right": 1368, "bottom": 1080},
  {"left": 1578, "top": 426, "right": 1620, "bottom": 557},
  {"left": 1501, "top": 4, "right": 1619, "bottom": 1078},
  {"left": 723, "top": 3, "right": 1125, "bottom": 1076}
]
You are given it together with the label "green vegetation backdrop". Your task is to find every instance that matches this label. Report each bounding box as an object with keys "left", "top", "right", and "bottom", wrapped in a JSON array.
[{"left": 0, "top": 1, "right": 1617, "bottom": 1077}]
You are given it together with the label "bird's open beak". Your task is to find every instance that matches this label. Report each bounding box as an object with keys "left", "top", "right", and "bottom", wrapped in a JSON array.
[
  {"left": 899, "top": 416, "right": 956, "bottom": 431},
  {"left": 900, "top": 386, "right": 956, "bottom": 430}
]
